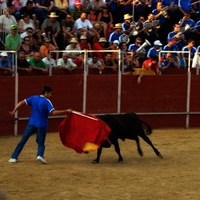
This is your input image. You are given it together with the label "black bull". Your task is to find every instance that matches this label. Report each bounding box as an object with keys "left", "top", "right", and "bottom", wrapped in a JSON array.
[{"left": 93, "top": 113, "right": 163, "bottom": 163}]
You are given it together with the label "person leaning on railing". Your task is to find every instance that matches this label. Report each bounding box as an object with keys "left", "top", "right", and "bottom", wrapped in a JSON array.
[
  {"left": 0, "top": 51, "right": 13, "bottom": 75},
  {"left": 28, "top": 51, "right": 48, "bottom": 73}
]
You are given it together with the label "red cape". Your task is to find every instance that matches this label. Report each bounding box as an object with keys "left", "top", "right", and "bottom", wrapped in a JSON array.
[{"left": 59, "top": 112, "right": 111, "bottom": 153}]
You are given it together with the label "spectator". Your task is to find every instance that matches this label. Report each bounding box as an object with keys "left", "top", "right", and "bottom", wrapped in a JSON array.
[
  {"left": 143, "top": 13, "right": 159, "bottom": 45},
  {"left": 51, "top": 0, "right": 69, "bottom": 21},
  {"left": 152, "top": 1, "right": 170, "bottom": 44},
  {"left": 42, "top": 52, "right": 56, "bottom": 68},
  {"left": 5, "top": 24, "right": 21, "bottom": 50},
  {"left": 90, "top": 0, "right": 105, "bottom": 13},
  {"left": 39, "top": 37, "right": 57, "bottom": 59},
  {"left": 0, "top": 51, "right": 13, "bottom": 74},
  {"left": 87, "top": 54, "right": 104, "bottom": 74},
  {"left": 181, "top": 39, "right": 196, "bottom": 64},
  {"left": 41, "top": 12, "right": 61, "bottom": 38},
  {"left": 18, "top": 0, "right": 37, "bottom": 21},
  {"left": 102, "top": 52, "right": 117, "bottom": 72},
  {"left": 20, "top": 27, "right": 34, "bottom": 40},
  {"left": 17, "top": 51, "right": 32, "bottom": 73},
  {"left": 142, "top": 55, "right": 160, "bottom": 75},
  {"left": 131, "top": 16, "right": 146, "bottom": 39},
  {"left": 56, "top": 52, "right": 78, "bottom": 71},
  {"left": 108, "top": 23, "right": 123, "bottom": 43},
  {"left": 117, "top": 0, "right": 134, "bottom": 23},
  {"left": 128, "top": 37, "right": 148, "bottom": 66},
  {"left": 123, "top": 51, "right": 140, "bottom": 73},
  {"left": 97, "top": 6, "right": 114, "bottom": 38},
  {"left": 72, "top": 53, "right": 84, "bottom": 69},
  {"left": 18, "top": 13, "right": 36, "bottom": 33},
  {"left": 122, "top": 14, "right": 134, "bottom": 35},
  {"left": 70, "top": 0, "right": 87, "bottom": 21},
  {"left": 88, "top": 9, "right": 104, "bottom": 38},
  {"left": 12, "top": 0, "right": 23, "bottom": 15},
  {"left": 65, "top": 37, "right": 81, "bottom": 59},
  {"left": 178, "top": 12, "right": 195, "bottom": 40},
  {"left": 167, "top": 23, "right": 186, "bottom": 50},
  {"left": 79, "top": 34, "right": 92, "bottom": 50},
  {"left": 28, "top": 51, "right": 48, "bottom": 72},
  {"left": 105, "top": 0, "right": 118, "bottom": 24},
  {"left": 92, "top": 37, "right": 109, "bottom": 59},
  {"left": 163, "top": 38, "right": 179, "bottom": 57},
  {"left": 61, "top": 13, "right": 76, "bottom": 48},
  {"left": 32, "top": 29, "right": 43, "bottom": 51},
  {"left": 34, "top": 0, "right": 54, "bottom": 25},
  {"left": 147, "top": 40, "right": 163, "bottom": 58},
  {"left": 74, "top": 12, "right": 100, "bottom": 43},
  {"left": 192, "top": 46, "right": 200, "bottom": 68},
  {"left": 160, "top": 53, "right": 179, "bottom": 73},
  {"left": 0, "top": 7, "right": 17, "bottom": 35},
  {"left": 18, "top": 36, "right": 34, "bottom": 60},
  {"left": 41, "top": 26, "right": 58, "bottom": 49}
]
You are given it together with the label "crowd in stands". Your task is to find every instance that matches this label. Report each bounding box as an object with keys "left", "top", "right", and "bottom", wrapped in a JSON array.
[{"left": 0, "top": 0, "right": 200, "bottom": 75}]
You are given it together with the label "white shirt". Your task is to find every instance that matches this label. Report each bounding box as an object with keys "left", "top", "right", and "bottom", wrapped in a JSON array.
[
  {"left": 87, "top": 58, "right": 102, "bottom": 68},
  {"left": 42, "top": 57, "right": 56, "bottom": 68},
  {"left": 74, "top": 18, "right": 93, "bottom": 31},
  {"left": 0, "top": 14, "right": 17, "bottom": 33},
  {"left": 57, "top": 58, "right": 77, "bottom": 69}
]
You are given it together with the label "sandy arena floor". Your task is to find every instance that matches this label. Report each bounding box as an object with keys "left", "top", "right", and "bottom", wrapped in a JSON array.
[{"left": 0, "top": 129, "right": 200, "bottom": 200}]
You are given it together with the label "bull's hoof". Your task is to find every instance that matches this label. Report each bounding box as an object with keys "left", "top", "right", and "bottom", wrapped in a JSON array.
[
  {"left": 138, "top": 149, "right": 143, "bottom": 157},
  {"left": 92, "top": 159, "right": 99, "bottom": 164},
  {"left": 118, "top": 157, "right": 123, "bottom": 162},
  {"left": 157, "top": 153, "right": 163, "bottom": 159}
]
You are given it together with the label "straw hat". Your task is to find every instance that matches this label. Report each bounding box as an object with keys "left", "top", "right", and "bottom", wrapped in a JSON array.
[
  {"left": 80, "top": 35, "right": 87, "bottom": 40},
  {"left": 99, "top": 37, "right": 107, "bottom": 43},
  {"left": 48, "top": 12, "right": 58, "bottom": 18},
  {"left": 124, "top": 14, "right": 132, "bottom": 20},
  {"left": 70, "top": 37, "right": 78, "bottom": 43},
  {"left": 113, "top": 23, "right": 122, "bottom": 29}
]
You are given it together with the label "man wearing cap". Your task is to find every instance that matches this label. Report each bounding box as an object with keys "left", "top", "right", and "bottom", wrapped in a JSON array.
[
  {"left": 0, "top": 52, "right": 13, "bottom": 74},
  {"left": 108, "top": 23, "right": 123, "bottom": 43},
  {"left": 5, "top": 24, "right": 21, "bottom": 50},
  {"left": 147, "top": 40, "right": 162, "bottom": 58},
  {"left": 92, "top": 37, "right": 109, "bottom": 59}
]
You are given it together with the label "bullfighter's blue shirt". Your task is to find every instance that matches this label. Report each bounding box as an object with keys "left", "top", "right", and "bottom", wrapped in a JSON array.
[{"left": 25, "top": 95, "right": 55, "bottom": 128}]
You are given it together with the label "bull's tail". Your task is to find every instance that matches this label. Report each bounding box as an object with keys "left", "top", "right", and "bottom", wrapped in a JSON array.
[{"left": 141, "top": 120, "right": 152, "bottom": 135}]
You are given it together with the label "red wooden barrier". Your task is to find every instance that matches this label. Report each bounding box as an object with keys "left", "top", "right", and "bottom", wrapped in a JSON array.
[{"left": 1, "top": 74, "right": 200, "bottom": 136}]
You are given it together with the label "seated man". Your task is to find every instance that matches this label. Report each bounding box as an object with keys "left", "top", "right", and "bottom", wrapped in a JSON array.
[
  {"left": 17, "top": 51, "right": 32, "bottom": 73},
  {"left": 0, "top": 52, "right": 13, "bottom": 75},
  {"left": 102, "top": 52, "right": 117, "bottom": 72},
  {"left": 28, "top": 51, "right": 48, "bottom": 73},
  {"left": 87, "top": 55, "right": 104, "bottom": 74},
  {"left": 74, "top": 12, "right": 100, "bottom": 43},
  {"left": 56, "top": 52, "right": 78, "bottom": 72}
]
